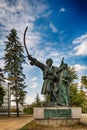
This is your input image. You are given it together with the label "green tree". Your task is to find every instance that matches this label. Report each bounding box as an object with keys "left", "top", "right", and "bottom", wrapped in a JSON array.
[
  {"left": 23, "top": 105, "right": 33, "bottom": 114},
  {"left": 4, "top": 28, "right": 27, "bottom": 117},
  {"left": 68, "top": 66, "right": 78, "bottom": 82},
  {"left": 70, "top": 83, "right": 87, "bottom": 108},
  {"left": 68, "top": 67, "right": 87, "bottom": 109},
  {"left": 0, "top": 85, "right": 5, "bottom": 106},
  {"left": 35, "top": 93, "right": 41, "bottom": 106},
  {"left": 81, "top": 76, "right": 87, "bottom": 90},
  {"left": 32, "top": 94, "right": 41, "bottom": 107},
  {"left": 81, "top": 76, "right": 87, "bottom": 112}
]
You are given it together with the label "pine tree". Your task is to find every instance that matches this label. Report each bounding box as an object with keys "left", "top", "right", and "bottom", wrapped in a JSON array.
[
  {"left": 4, "top": 28, "right": 27, "bottom": 117},
  {"left": 35, "top": 93, "right": 41, "bottom": 106},
  {"left": 32, "top": 93, "right": 41, "bottom": 107}
]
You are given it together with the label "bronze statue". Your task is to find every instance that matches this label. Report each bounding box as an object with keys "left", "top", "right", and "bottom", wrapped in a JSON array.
[
  {"left": 54, "top": 63, "right": 71, "bottom": 106},
  {"left": 28, "top": 55, "right": 57, "bottom": 102},
  {"left": 23, "top": 27, "right": 72, "bottom": 106}
]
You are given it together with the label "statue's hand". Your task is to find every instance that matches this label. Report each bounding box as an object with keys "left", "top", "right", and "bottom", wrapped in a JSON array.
[
  {"left": 30, "top": 61, "right": 34, "bottom": 65},
  {"left": 28, "top": 55, "right": 32, "bottom": 60}
]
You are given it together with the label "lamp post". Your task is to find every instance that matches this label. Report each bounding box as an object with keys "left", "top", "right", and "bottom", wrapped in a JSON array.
[
  {"left": 5, "top": 77, "right": 16, "bottom": 117},
  {"left": 5, "top": 80, "right": 11, "bottom": 117},
  {"left": 8, "top": 82, "right": 11, "bottom": 117}
]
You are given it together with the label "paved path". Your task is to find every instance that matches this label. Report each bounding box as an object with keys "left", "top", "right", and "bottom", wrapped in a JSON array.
[{"left": 0, "top": 115, "right": 33, "bottom": 130}]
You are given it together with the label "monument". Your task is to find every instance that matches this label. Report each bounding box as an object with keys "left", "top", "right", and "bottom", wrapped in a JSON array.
[{"left": 24, "top": 27, "right": 81, "bottom": 128}]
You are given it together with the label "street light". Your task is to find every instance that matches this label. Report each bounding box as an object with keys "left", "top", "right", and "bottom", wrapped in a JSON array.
[
  {"left": 4, "top": 79, "right": 11, "bottom": 117},
  {"left": 4, "top": 77, "right": 16, "bottom": 117}
]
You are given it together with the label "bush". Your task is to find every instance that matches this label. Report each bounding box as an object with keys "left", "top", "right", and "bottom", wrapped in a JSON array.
[
  {"left": 11, "top": 108, "right": 17, "bottom": 112},
  {"left": 23, "top": 106, "right": 33, "bottom": 114}
]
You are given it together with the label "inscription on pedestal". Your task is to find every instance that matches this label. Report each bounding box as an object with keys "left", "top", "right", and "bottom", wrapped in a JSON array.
[{"left": 44, "top": 109, "right": 71, "bottom": 118}]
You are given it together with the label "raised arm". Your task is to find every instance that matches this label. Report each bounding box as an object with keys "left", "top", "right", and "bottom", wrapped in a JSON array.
[
  {"left": 59, "top": 57, "right": 64, "bottom": 68},
  {"left": 28, "top": 55, "right": 46, "bottom": 71},
  {"left": 23, "top": 27, "right": 46, "bottom": 71}
]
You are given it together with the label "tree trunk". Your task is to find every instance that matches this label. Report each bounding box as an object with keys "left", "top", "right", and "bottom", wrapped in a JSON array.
[{"left": 16, "top": 96, "right": 19, "bottom": 117}]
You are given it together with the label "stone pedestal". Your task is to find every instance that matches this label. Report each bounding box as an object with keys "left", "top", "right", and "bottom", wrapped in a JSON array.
[{"left": 33, "top": 107, "right": 81, "bottom": 128}]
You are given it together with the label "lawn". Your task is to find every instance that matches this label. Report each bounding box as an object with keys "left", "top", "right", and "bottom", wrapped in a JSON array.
[{"left": 19, "top": 120, "right": 34, "bottom": 130}]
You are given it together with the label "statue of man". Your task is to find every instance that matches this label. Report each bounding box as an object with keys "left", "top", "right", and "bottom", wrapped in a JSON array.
[{"left": 28, "top": 55, "right": 57, "bottom": 102}]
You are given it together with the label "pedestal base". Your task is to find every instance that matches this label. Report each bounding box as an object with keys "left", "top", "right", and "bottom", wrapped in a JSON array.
[{"left": 33, "top": 107, "right": 81, "bottom": 127}]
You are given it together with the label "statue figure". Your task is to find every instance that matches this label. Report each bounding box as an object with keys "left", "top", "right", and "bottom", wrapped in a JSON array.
[
  {"left": 23, "top": 26, "right": 72, "bottom": 106},
  {"left": 23, "top": 27, "right": 58, "bottom": 103},
  {"left": 55, "top": 63, "right": 71, "bottom": 106},
  {"left": 28, "top": 55, "right": 58, "bottom": 102}
]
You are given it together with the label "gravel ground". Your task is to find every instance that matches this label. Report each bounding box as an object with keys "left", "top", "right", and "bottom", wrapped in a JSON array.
[
  {"left": 0, "top": 115, "right": 33, "bottom": 130},
  {"left": 80, "top": 114, "right": 87, "bottom": 125}
]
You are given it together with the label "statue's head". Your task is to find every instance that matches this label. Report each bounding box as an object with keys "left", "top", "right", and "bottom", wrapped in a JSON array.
[{"left": 46, "top": 58, "right": 53, "bottom": 67}]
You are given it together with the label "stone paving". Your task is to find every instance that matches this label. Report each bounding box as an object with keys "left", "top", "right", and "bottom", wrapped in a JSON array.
[
  {"left": 80, "top": 114, "right": 87, "bottom": 125},
  {"left": 0, "top": 114, "right": 87, "bottom": 130},
  {"left": 0, "top": 115, "right": 33, "bottom": 130}
]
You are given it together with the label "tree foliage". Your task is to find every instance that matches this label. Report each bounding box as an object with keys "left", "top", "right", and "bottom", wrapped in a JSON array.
[
  {"left": 68, "top": 66, "right": 78, "bottom": 82},
  {"left": 70, "top": 83, "right": 87, "bottom": 107},
  {"left": 32, "top": 93, "right": 41, "bottom": 107},
  {"left": 23, "top": 105, "right": 33, "bottom": 114},
  {"left": 67, "top": 67, "right": 87, "bottom": 113},
  {"left": 4, "top": 28, "right": 27, "bottom": 116},
  {"left": 81, "top": 76, "right": 87, "bottom": 89}
]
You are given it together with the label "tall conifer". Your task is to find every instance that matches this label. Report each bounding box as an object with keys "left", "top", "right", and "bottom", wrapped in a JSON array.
[{"left": 4, "top": 29, "right": 27, "bottom": 117}]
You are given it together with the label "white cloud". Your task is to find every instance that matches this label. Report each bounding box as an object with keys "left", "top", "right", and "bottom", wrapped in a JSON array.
[
  {"left": 0, "top": 0, "right": 50, "bottom": 67},
  {"left": 49, "top": 52, "right": 59, "bottom": 57},
  {"left": 0, "top": 0, "right": 49, "bottom": 37},
  {"left": 74, "top": 40, "right": 87, "bottom": 55},
  {"left": 0, "top": 0, "right": 53, "bottom": 67},
  {"left": 26, "top": 77, "right": 38, "bottom": 88},
  {"left": 31, "top": 82, "right": 38, "bottom": 88},
  {"left": 25, "top": 31, "right": 42, "bottom": 50},
  {"left": 31, "top": 77, "right": 37, "bottom": 81},
  {"left": 25, "top": 95, "right": 35, "bottom": 105},
  {"left": 74, "top": 64, "right": 87, "bottom": 72},
  {"left": 11, "top": 94, "right": 35, "bottom": 105},
  {"left": 42, "top": 10, "right": 52, "bottom": 17},
  {"left": 49, "top": 22, "right": 58, "bottom": 33},
  {"left": 73, "top": 34, "right": 87, "bottom": 44},
  {"left": 73, "top": 64, "right": 87, "bottom": 78},
  {"left": 73, "top": 34, "right": 87, "bottom": 56},
  {"left": 25, "top": 94, "right": 44, "bottom": 105},
  {"left": 59, "top": 7, "right": 65, "bottom": 13}
]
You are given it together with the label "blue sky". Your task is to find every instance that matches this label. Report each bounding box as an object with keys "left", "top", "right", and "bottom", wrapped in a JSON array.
[{"left": 0, "top": 0, "right": 87, "bottom": 104}]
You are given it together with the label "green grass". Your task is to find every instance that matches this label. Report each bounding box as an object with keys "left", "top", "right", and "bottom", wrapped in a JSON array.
[{"left": 19, "top": 120, "right": 34, "bottom": 130}]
